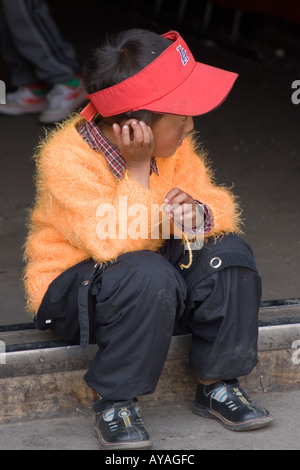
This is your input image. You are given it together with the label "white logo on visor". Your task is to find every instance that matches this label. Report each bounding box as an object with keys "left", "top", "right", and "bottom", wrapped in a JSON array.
[{"left": 176, "top": 45, "right": 189, "bottom": 66}]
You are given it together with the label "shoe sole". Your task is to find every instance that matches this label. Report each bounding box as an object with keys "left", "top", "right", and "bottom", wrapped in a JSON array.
[
  {"left": 192, "top": 402, "right": 273, "bottom": 431},
  {"left": 94, "top": 426, "right": 153, "bottom": 450}
]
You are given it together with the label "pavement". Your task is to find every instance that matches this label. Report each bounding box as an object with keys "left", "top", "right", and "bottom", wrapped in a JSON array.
[{"left": 0, "top": 390, "right": 299, "bottom": 450}]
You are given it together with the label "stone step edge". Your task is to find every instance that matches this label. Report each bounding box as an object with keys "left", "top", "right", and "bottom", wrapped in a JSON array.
[
  {"left": 1, "top": 322, "right": 300, "bottom": 379},
  {"left": 1, "top": 323, "right": 300, "bottom": 424}
]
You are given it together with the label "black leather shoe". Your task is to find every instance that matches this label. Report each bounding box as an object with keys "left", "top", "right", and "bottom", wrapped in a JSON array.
[
  {"left": 94, "top": 399, "right": 153, "bottom": 450},
  {"left": 193, "top": 379, "right": 273, "bottom": 431}
]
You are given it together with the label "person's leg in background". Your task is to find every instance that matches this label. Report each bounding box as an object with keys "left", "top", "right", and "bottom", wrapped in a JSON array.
[{"left": 0, "top": 0, "right": 86, "bottom": 122}]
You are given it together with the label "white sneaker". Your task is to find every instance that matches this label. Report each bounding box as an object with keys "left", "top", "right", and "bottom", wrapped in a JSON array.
[
  {"left": 0, "top": 86, "right": 47, "bottom": 115},
  {"left": 39, "top": 81, "right": 86, "bottom": 124}
]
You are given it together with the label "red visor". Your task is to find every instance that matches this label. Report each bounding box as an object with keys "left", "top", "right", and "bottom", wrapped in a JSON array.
[{"left": 80, "top": 31, "right": 238, "bottom": 121}]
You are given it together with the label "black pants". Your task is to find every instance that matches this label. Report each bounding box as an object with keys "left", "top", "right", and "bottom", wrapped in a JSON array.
[{"left": 36, "top": 234, "right": 261, "bottom": 401}]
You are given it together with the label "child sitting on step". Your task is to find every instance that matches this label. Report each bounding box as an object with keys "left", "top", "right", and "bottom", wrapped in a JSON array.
[{"left": 24, "top": 28, "right": 272, "bottom": 450}]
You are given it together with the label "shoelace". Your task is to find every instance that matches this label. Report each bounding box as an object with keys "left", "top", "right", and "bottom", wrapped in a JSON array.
[
  {"left": 224, "top": 400, "right": 239, "bottom": 411},
  {"left": 108, "top": 420, "right": 119, "bottom": 432},
  {"left": 112, "top": 405, "right": 146, "bottom": 429},
  {"left": 208, "top": 384, "right": 249, "bottom": 411},
  {"left": 107, "top": 415, "right": 146, "bottom": 434}
]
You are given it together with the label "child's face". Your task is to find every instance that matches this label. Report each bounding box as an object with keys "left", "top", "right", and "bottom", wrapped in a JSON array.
[
  {"left": 100, "top": 114, "right": 194, "bottom": 160},
  {"left": 151, "top": 114, "right": 194, "bottom": 158}
]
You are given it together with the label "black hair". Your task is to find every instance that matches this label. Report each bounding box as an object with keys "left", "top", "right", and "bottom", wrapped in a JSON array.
[{"left": 82, "top": 29, "right": 172, "bottom": 125}]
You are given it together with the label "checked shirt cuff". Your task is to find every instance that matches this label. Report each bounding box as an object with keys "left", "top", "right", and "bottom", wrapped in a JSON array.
[{"left": 174, "top": 200, "right": 214, "bottom": 235}]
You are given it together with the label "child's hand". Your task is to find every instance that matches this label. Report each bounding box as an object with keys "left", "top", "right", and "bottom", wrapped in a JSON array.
[
  {"left": 164, "top": 188, "right": 203, "bottom": 232},
  {"left": 112, "top": 120, "right": 155, "bottom": 170}
]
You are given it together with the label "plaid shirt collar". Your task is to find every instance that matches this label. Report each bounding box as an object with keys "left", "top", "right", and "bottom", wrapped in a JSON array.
[{"left": 77, "top": 120, "right": 159, "bottom": 181}]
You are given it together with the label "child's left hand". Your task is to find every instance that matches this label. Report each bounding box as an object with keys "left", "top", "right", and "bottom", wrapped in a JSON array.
[{"left": 164, "top": 187, "right": 203, "bottom": 232}]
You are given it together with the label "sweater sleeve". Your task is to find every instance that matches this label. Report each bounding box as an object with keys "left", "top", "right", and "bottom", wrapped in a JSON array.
[
  {"left": 172, "top": 136, "right": 242, "bottom": 235},
  {"left": 37, "top": 141, "right": 157, "bottom": 263}
]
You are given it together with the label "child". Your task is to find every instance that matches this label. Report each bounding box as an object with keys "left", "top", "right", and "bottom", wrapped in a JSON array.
[{"left": 24, "top": 29, "right": 272, "bottom": 450}]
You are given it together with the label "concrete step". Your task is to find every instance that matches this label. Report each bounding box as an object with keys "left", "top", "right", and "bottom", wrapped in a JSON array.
[{"left": 1, "top": 299, "right": 300, "bottom": 424}]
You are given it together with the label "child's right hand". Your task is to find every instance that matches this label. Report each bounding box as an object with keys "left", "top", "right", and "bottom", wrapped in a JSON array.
[
  {"left": 112, "top": 120, "right": 155, "bottom": 188},
  {"left": 112, "top": 120, "right": 155, "bottom": 170}
]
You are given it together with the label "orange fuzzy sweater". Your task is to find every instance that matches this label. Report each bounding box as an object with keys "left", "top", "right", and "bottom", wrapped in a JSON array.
[{"left": 24, "top": 116, "right": 242, "bottom": 314}]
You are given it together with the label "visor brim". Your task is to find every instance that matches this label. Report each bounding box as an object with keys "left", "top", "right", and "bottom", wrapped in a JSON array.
[{"left": 133, "top": 62, "right": 238, "bottom": 116}]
